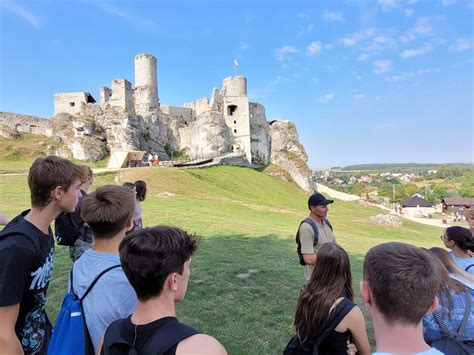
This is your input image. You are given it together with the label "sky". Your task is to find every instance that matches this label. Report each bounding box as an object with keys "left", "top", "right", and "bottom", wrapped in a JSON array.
[{"left": 0, "top": 0, "right": 473, "bottom": 168}]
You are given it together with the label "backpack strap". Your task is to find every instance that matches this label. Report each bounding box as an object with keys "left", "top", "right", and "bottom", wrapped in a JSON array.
[
  {"left": 465, "top": 264, "right": 474, "bottom": 272},
  {"left": 312, "top": 298, "right": 355, "bottom": 349},
  {"left": 323, "top": 218, "right": 333, "bottom": 231},
  {"left": 302, "top": 218, "right": 319, "bottom": 246},
  {"left": 80, "top": 264, "right": 122, "bottom": 302},
  {"left": 433, "top": 289, "right": 471, "bottom": 341},
  {"left": 102, "top": 318, "right": 130, "bottom": 354},
  {"left": 141, "top": 319, "right": 199, "bottom": 354}
]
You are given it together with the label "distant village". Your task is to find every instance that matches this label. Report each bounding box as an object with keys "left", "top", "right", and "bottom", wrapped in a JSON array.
[{"left": 312, "top": 166, "right": 474, "bottom": 224}]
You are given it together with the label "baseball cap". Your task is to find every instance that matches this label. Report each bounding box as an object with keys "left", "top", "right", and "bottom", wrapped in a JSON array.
[{"left": 308, "top": 193, "right": 334, "bottom": 207}]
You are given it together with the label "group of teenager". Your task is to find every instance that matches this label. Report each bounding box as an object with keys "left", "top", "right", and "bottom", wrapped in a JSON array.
[
  {"left": 0, "top": 155, "right": 473, "bottom": 355},
  {"left": 290, "top": 193, "right": 474, "bottom": 354}
]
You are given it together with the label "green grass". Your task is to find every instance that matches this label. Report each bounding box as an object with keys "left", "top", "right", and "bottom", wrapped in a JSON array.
[{"left": 0, "top": 165, "right": 444, "bottom": 354}]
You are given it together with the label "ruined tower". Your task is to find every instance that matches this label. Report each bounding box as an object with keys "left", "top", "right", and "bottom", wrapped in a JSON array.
[
  {"left": 222, "top": 76, "right": 251, "bottom": 162},
  {"left": 134, "top": 53, "right": 159, "bottom": 116}
]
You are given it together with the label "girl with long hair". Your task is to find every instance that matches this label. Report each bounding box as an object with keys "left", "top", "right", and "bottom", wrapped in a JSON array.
[
  {"left": 441, "top": 226, "right": 474, "bottom": 274},
  {"left": 430, "top": 247, "right": 474, "bottom": 290},
  {"left": 422, "top": 249, "right": 474, "bottom": 351},
  {"left": 291, "top": 242, "right": 370, "bottom": 355}
]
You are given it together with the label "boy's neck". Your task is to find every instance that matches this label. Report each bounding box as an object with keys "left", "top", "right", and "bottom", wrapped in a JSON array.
[
  {"left": 92, "top": 231, "right": 126, "bottom": 254},
  {"left": 131, "top": 294, "right": 176, "bottom": 325},
  {"left": 453, "top": 246, "right": 471, "bottom": 258},
  {"left": 24, "top": 205, "right": 60, "bottom": 234},
  {"left": 372, "top": 311, "right": 431, "bottom": 353}
]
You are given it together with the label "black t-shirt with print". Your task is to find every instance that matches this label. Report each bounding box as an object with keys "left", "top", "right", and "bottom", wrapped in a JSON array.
[{"left": 0, "top": 210, "right": 54, "bottom": 355}]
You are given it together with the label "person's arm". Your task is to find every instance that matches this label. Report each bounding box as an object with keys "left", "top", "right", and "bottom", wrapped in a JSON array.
[
  {"left": 0, "top": 212, "right": 9, "bottom": 225},
  {"left": 0, "top": 304, "right": 22, "bottom": 354},
  {"left": 346, "top": 306, "right": 371, "bottom": 355},
  {"left": 300, "top": 223, "right": 317, "bottom": 265},
  {"left": 96, "top": 336, "right": 104, "bottom": 355},
  {"left": 177, "top": 334, "right": 227, "bottom": 355}
]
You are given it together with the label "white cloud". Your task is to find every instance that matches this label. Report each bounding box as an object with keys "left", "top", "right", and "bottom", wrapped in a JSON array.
[
  {"left": 401, "top": 17, "right": 433, "bottom": 42},
  {"left": 101, "top": 4, "right": 156, "bottom": 27},
  {"left": 404, "top": 8, "right": 415, "bottom": 16},
  {"left": 324, "top": 11, "right": 344, "bottom": 22},
  {"left": 400, "top": 43, "right": 432, "bottom": 58},
  {"left": 378, "top": 0, "right": 397, "bottom": 10},
  {"left": 1, "top": 1, "right": 40, "bottom": 27},
  {"left": 297, "top": 24, "right": 315, "bottom": 36},
  {"left": 358, "top": 53, "right": 371, "bottom": 61},
  {"left": 272, "top": 76, "right": 283, "bottom": 85},
  {"left": 442, "top": 0, "right": 456, "bottom": 5},
  {"left": 316, "top": 93, "right": 335, "bottom": 102},
  {"left": 373, "top": 60, "right": 393, "bottom": 74},
  {"left": 240, "top": 41, "right": 249, "bottom": 50},
  {"left": 306, "top": 42, "right": 322, "bottom": 56},
  {"left": 340, "top": 28, "right": 375, "bottom": 47},
  {"left": 353, "top": 94, "right": 366, "bottom": 101},
  {"left": 297, "top": 11, "right": 310, "bottom": 19},
  {"left": 275, "top": 45, "right": 299, "bottom": 61},
  {"left": 450, "top": 38, "right": 473, "bottom": 51},
  {"left": 385, "top": 68, "right": 439, "bottom": 82}
]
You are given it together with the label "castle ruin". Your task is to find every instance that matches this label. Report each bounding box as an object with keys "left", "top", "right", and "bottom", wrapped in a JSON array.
[{"left": 1, "top": 53, "right": 312, "bottom": 191}]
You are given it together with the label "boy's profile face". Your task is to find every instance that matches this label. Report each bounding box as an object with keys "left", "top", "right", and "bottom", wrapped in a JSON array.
[{"left": 58, "top": 178, "right": 83, "bottom": 212}]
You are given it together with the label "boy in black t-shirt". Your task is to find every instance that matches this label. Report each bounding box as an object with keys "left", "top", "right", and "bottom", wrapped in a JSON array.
[{"left": 0, "top": 156, "right": 85, "bottom": 355}]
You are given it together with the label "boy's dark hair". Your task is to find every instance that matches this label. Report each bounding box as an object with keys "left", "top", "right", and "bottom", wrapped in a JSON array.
[
  {"left": 28, "top": 155, "right": 85, "bottom": 208},
  {"left": 363, "top": 242, "right": 440, "bottom": 326},
  {"left": 119, "top": 226, "right": 198, "bottom": 301},
  {"left": 81, "top": 185, "right": 135, "bottom": 239},
  {"left": 134, "top": 180, "right": 147, "bottom": 202},
  {"left": 80, "top": 165, "right": 94, "bottom": 180}
]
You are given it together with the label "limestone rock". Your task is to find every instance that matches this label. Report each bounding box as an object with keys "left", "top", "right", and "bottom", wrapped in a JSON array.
[
  {"left": 269, "top": 120, "right": 311, "bottom": 191},
  {"left": 370, "top": 214, "right": 403, "bottom": 228},
  {"left": 188, "top": 111, "right": 231, "bottom": 157}
]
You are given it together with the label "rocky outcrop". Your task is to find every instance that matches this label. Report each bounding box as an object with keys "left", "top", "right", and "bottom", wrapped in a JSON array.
[
  {"left": 370, "top": 214, "right": 403, "bottom": 228},
  {"left": 269, "top": 120, "right": 311, "bottom": 191},
  {"left": 187, "top": 111, "right": 231, "bottom": 157}
]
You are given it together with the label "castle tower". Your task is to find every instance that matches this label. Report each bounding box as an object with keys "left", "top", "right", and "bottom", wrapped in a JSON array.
[
  {"left": 222, "top": 76, "right": 251, "bottom": 162},
  {"left": 134, "top": 53, "right": 159, "bottom": 116}
]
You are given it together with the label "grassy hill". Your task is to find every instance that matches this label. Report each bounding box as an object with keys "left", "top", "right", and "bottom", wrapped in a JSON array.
[{"left": 0, "top": 162, "right": 444, "bottom": 353}]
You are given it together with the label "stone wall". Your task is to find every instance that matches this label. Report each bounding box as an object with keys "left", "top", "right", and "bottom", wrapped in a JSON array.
[
  {"left": 249, "top": 102, "right": 270, "bottom": 165},
  {"left": 0, "top": 112, "right": 51, "bottom": 136},
  {"left": 54, "top": 92, "right": 88, "bottom": 115},
  {"left": 110, "top": 79, "right": 134, "bottom": 113}
]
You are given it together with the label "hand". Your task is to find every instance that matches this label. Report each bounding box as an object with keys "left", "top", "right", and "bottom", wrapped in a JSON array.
[{"left": 347, "top": 340, "right": 357, "bottom": 355}]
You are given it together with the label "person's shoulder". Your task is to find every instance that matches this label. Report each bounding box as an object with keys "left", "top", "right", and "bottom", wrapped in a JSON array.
[{"left": 177, "top": 333, "right": 227, "bottom": 355}]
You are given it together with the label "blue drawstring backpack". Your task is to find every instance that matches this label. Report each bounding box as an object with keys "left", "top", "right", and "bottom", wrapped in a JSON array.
[{"left": 47, "top": 264, "right": 120, "bottom": 355}]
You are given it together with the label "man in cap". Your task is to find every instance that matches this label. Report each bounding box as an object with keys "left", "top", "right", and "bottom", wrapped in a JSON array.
[{"left": 297, "top": 193, "right": 335, "bottom": 281}]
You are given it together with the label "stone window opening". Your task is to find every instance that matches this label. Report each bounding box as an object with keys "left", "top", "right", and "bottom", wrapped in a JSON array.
[
  {"left": 234, "top": 129, "right": 237, "bottom": 133},
  {"left": 256, "top": 109, "right": 260, "bottom": 114},
  {"left": 233, "top": 120, "right": 236, "bottom": 124},
  {"left": 228, "top": 105, "right": 237, "bottom": 116},
  {"left": 70, "top": 102, "right": 75, "bottom": 107}
]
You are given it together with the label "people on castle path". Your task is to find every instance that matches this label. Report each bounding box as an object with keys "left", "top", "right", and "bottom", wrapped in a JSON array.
[
  {"left": 467, "top": 208, "right": 474, "bottom": 234},
  {"left": 298, "top": 193, "right": 336, "bottom": 281},
  {"left": 70, "top": 185, "right": 138, "bottom": 351},
  {"left": 133, "top": 180, "right": 147, "bottom": 229},
  {"left": 153, "top": 153, "right": 160, "bottom": 166},
  {"left": 68, "top": 165, "right": 95, "bottom": 261},
  {"left": 0, "top": 156, "right": 85, "bottom": 355},
  {"left": 100, "top": 226, "right": 227, "bottom": 355},
  {"left": 122, "top": 182, "right": 142, "bottom": 232},
  {"left": 422, "top": 248, "right": 474, "bottom": 351},
  {"left": 147, "top": 153, "right": 153, "bottom": 167},
  {"left": 360, "top": 242, "right": 442, "bottom": 354},
  {"left": 0, "top": 212, "right": 9, "bottom": 225},
  {"left": 290, "top": 243, "right": 370, "bottom": 355},
  {"left": 441, "top": 226, "right": 474, "bottom": 274}
]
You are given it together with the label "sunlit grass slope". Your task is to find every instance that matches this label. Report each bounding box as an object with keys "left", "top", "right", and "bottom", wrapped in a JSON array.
[{"left": 0, "top": 165, "right": 443, "bottom": 354}]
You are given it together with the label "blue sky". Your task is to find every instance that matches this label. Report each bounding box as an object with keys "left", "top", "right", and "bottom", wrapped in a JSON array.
[{"left": 0, "top": 0, "right": 472, "bottom": 168}]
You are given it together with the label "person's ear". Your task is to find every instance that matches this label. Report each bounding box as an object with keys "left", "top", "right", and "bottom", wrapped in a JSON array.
[
  {"left": 427, "top": 296, "right": 439, "bottom": 313},
  {"left": 360, "top": 280, "right": 371, "bottom": 305},
  {"left": 126, "top": 217, "right": 133, "bottom": 231},
  {"left": 170, "top": 273, "right": 178, "bottom": 292},
  {"left": 52, "top": 185, "right": 64, "bottom": 201}
]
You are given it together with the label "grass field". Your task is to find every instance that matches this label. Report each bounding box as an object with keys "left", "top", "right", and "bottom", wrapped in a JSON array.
[{"left": 0, "top": 164, "right": 444, "bottom": 354}]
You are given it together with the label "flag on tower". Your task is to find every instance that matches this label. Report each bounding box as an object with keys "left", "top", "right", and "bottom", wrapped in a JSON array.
[{"left": 233, "top": 58, "right": 239, "bottom": 66}]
